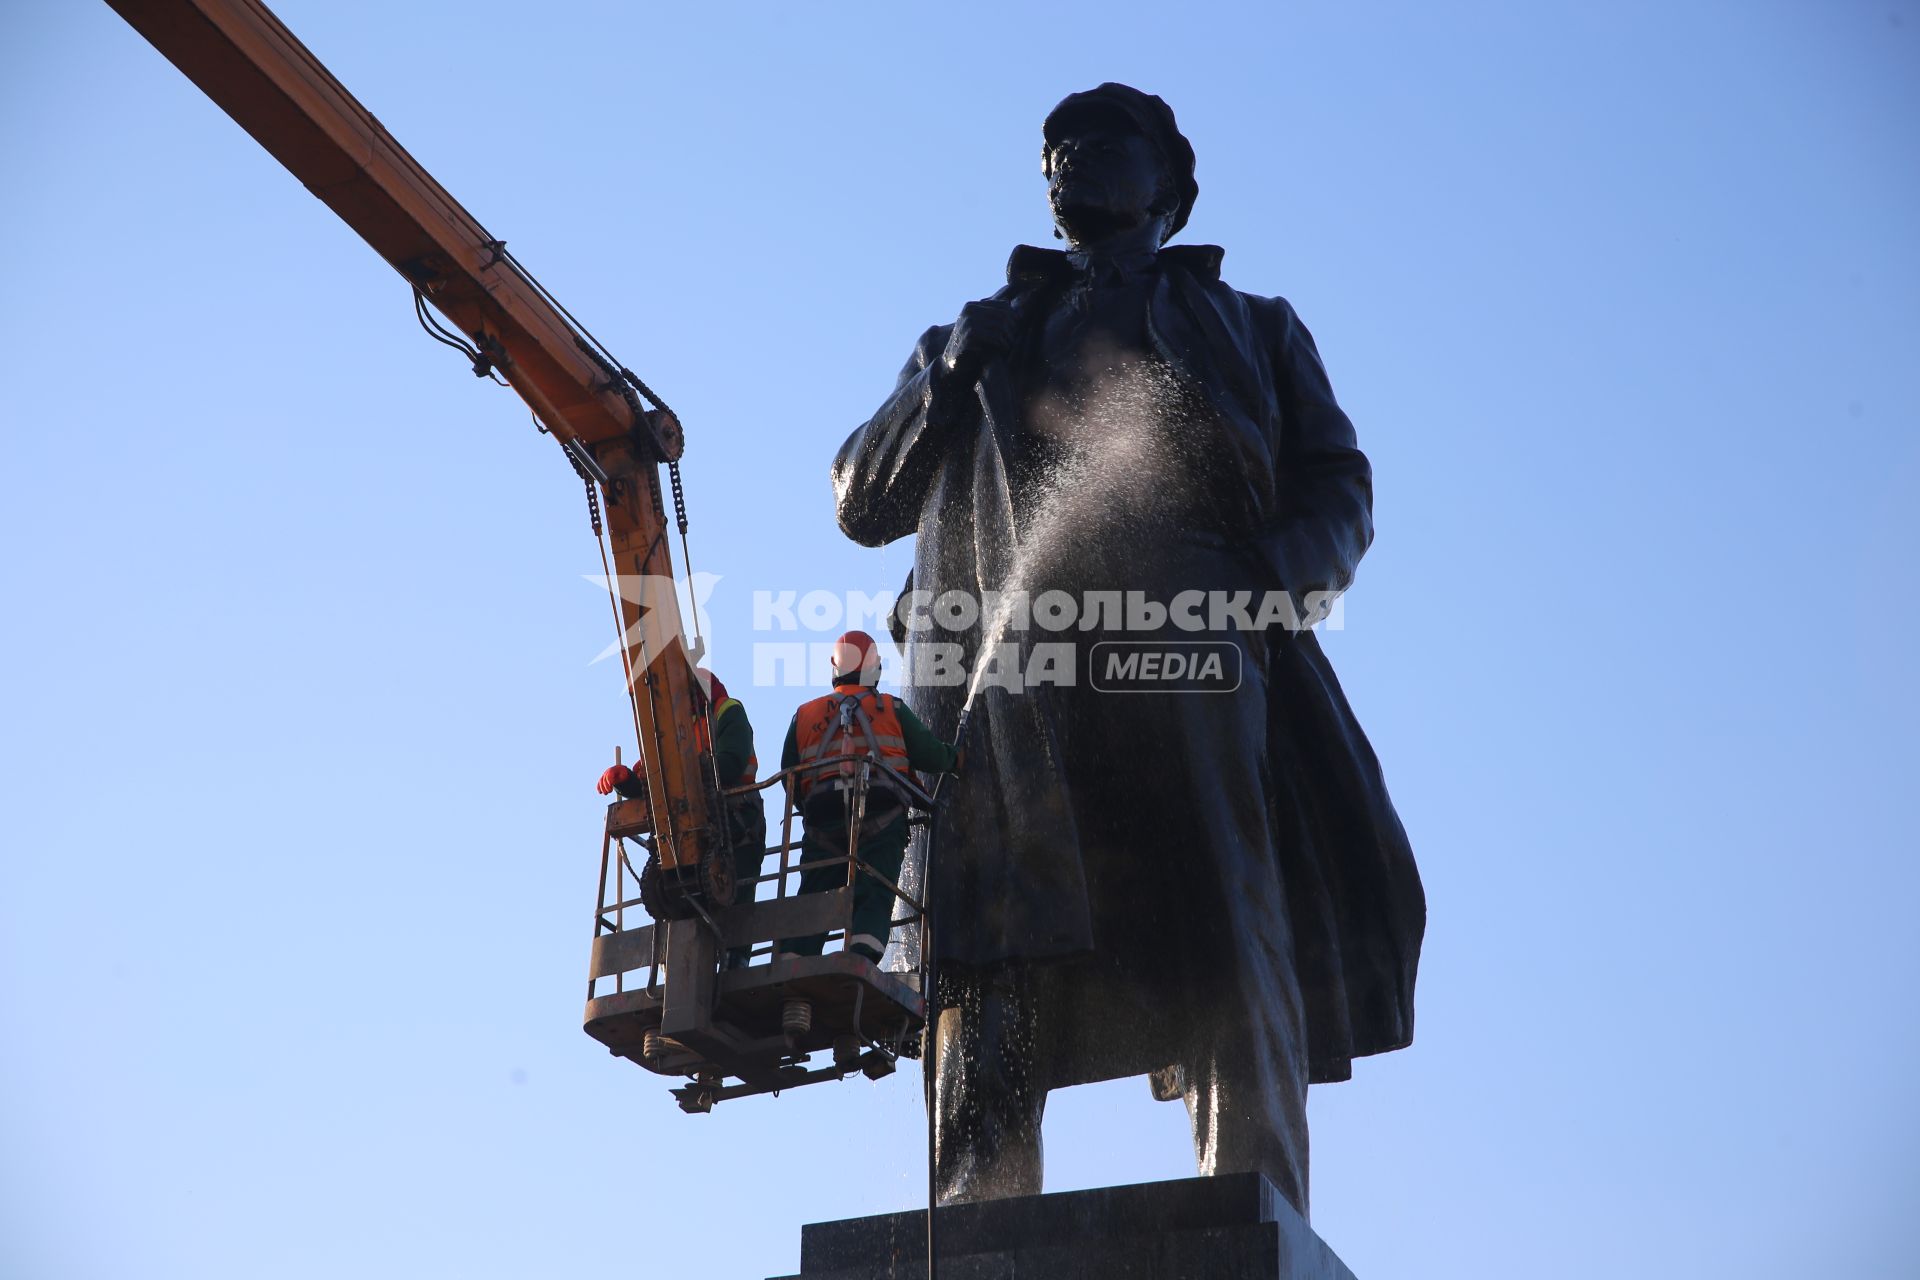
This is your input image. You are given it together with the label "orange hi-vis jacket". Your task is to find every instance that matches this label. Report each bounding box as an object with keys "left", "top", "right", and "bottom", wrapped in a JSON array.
[{"left": 791, "top": 688, "right": 909, "bottom": 803}]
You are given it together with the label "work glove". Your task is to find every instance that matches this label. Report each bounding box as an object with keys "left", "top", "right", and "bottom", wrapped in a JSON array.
[{"left": 596, "top": 764, "right": 633, "bottom": 796}]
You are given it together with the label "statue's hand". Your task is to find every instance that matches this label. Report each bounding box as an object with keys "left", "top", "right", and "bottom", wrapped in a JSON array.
[{"left": 939, "top": 300, "right": 1018, "bottom": 384}]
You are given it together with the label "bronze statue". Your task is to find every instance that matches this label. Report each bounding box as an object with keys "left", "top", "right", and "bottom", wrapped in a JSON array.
[{"left": 832, "top": 83, "right": 1425, "bottom": 1215}]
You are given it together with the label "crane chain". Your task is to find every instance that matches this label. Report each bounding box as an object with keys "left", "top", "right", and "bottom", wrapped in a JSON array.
[
  {"left": 667, "top": 460, "right": 690, "bottom": 538},
  {"left": 615, "top": 367, "right": 692, "bottom": 540},
  {"left": 585, "top": 474, "right": 604, "bottom": 538},
  {"left": 564, "top": 445, "right": 604, "bottom": 537}
]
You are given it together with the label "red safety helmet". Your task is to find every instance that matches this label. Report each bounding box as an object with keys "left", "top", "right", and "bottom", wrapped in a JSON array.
[
  {"left": 695, "top": 666, "right": 731, "bottom": 708},
  {"left": 830, "top": 630, "right": 882, "bottom": 686}
]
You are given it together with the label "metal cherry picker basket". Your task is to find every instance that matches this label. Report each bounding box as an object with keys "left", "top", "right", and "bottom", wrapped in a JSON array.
[{"left": 582, "top": 751, "right": 937, "bottom": 1113}]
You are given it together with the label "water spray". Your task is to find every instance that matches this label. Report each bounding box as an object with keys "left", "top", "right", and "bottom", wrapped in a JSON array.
[{"left": 918, "top": 359, "right": 1183, "bottom": 1276}]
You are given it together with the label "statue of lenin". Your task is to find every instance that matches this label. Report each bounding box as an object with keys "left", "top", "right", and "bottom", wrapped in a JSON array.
[{"left": 831, "top": 83, "right": 1425, "bottom": 1217}]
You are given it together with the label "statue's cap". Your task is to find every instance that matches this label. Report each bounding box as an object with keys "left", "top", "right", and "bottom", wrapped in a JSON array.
[{"left": 1042, "top": 83, "right": 1198, "bottom": 240}]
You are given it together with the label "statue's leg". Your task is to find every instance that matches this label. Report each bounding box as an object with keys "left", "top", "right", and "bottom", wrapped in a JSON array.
[
  {"left": 1178, "top": 1039, "right": 1310, "bottom": 1216},
  {"left": 930, "top": 961, "right": 1046, "bottom": 1204},
  {"left": 1174, "top": 849, "right": 1313, "bottom": 1217}
]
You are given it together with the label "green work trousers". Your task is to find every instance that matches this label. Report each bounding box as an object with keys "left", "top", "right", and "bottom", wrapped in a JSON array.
[
  {"left": 780, "top": 814, "right": 909, "bottom": 963},
  {"left": 722, "top": 798, "right": 769, "bottom": 970}
]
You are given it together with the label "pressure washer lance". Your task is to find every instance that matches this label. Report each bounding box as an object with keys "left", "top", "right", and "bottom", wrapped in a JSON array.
[
  {"left": 929, "top": 706, "right": 972, "bottom": 807},
  {"left": 921, "top": 701, "right": 973, "bottom": 1280}
]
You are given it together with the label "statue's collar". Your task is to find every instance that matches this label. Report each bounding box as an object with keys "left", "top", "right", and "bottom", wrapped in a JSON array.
[{"left": 1005, "top": 242, "right": 1226, "bottom": 287}]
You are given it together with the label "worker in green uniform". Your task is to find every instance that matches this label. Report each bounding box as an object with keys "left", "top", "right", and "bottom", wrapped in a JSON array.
[
  {"left": 597, "top": 666, "right": 768, "bottom": 967},
  {"left": 778, "top": 630, "right": 960, "bottom": 963}
]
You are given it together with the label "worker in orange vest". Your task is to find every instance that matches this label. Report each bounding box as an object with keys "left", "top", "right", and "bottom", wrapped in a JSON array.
[
  {"left": 597, "top": 667, "right": 769, "bottom": 966},
  {"left": 778, "top": 631, "right": 959, "bottom": 963}
]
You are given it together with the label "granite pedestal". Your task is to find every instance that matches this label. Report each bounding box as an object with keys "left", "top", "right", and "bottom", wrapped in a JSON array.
[{"left": 769, "top": 1173, "right": 1357, "bottom": 1279}]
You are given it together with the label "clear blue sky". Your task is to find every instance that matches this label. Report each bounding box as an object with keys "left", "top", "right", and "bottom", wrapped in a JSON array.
[{"left": 3, "top": 2, "right": 1915, "bottom": 1276}]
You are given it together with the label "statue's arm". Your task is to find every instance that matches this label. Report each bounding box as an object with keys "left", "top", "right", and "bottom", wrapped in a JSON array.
[
  {"left": 833, "top": 323, "right": 963, "bottom": 547},
  {"left": 1254, "top": 296, "right": 1376, "bottom": 606}
]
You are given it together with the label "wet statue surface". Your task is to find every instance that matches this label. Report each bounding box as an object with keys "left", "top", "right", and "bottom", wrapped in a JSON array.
[{"left": 832, "top": 84, "right": 1426, "bottom": 1216}]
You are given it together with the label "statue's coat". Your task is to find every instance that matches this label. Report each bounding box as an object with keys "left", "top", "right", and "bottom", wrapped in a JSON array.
[{"left": 833, "top": 244, "right": 1424, "bottom": 1085}]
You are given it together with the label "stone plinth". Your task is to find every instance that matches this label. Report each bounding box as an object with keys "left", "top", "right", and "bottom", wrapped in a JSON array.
[{"left": 769, "top": 1173, "right": 1358, "bottom": 1279}]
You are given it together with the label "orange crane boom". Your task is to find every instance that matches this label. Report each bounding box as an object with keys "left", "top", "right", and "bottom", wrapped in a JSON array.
[
  {"left": 106, "top": 0, "right": 938, "bottom": 1152},
  {"left": 105, "top": 0, "right": 719, "bottom": 889}
]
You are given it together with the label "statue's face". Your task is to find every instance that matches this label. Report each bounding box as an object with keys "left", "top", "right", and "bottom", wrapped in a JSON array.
[{"left": 1045, "top": 119, "right": 1167, "bottom": 243}]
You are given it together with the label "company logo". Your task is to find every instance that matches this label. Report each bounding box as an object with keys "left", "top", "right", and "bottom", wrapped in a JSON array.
[
  {"left": 579, "top": 578, "right": 1342, "bottom": 694},
  {"left": 1090, "top": 641, "right": 1243, "bottom": 693}
]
